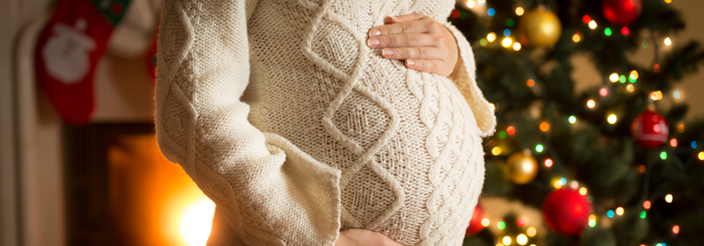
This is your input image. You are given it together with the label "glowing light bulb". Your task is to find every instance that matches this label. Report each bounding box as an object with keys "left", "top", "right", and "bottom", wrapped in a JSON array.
[
  {"left": 554, "top": 180, "right": 562, "bottom": 189},
  {"left": 616, "top": 207, "right": 624, "bottom": 216},
  {"left": 466, "top": 0, "right": 476, "bottom": 8},
  {"left": 540, "top": 122, "right": 550, "bottom": 132},
  {"left": 517, "top": 218, "right": 526, "bottom": 227},
  {"left": 478, "top": 0, "right": 486, "bottom": 5},
  {"left": 587, "top": 99, "right": 596, "bottom": 109},
  {"left": 639, "top": 165, "right": 646, "bottom": 173},
  {"left": 665, "top": 0, "right": 672, "bottom": 3},
  {"left": 487, "top": 32, "right": 497, "bottom": 42},
  {"left": 600, "top": 87, "right": 608, "bottom": 97},
  {"left": 678, "top": 124, "right": 685, "bottom": 133},
  {"left": 481, "top": 218, "right": 490, "bottom": 227},
  {"left": 503, "top": 236, "right": 512, "bottom": 245},
  {"left": 492, "top": 147, "right": 502, "bottom": 156},
  {"left": 665, "top": 194, "right": 673, "bottom": 203},
  {"left": 650, "top": 91, "right": 663, "bottom": 101},
  {"left": 502, "top": 37, "right": 513, "bottom": 47},
  {"left": 573, "top": 33, "right": 581, "bottom": 43},
  {"left": 535, "top": 144, "right": 544, "bottom": 153},
  {"left": 604, "top": 27, "right": 613, "bottom": 36},
  {"left": 607, "top": 114, "right": 617, "bottom": 124},
  {"left": 582, "top": 15, "right": 591, "bottom": 24},
  {"left": 626, "top": 84, "right": 635, "bottom": 93},
  {"left": 589, "top": 20, "right": 597, "bottom": 29},
  {"left": 544, "top": 159, "right": 553, "bottom": 168},
  {"left": 516, "top": 7, "right": 524, "bottom": 16},
  {"left": 507, "top": 126, "right": 516, "bottom": 135},
  {"left": 673, "top": 90, "right": 681, "bottom": 99},
  {"left": 560, "top": 178, "right": 567, "bottom": 186},
  {"left": 527, "top": 227, "right": 537, "bottom": 237},
  {"left": 607, "top": 210, "right": 615, "bottom": 218},
  {"left": 670, "top": 138, "right": 678, "bottom": 147},
  {"left": 568, "top": 116, "right": 577, "bottom": 124},
  {"left": 698, "top": 151, "right": 704, "bottom": 160},
  {"left": 673, "top": 225, "right": 680, "bottom": 234},
  {"left": 513, "top": 42, "right": 522, "bottom": 51},
  {"left": 570, "top": 180, "right": 579, "bottom": 189},
  {"left": 664, "top": 37, "right": 672, "bottom": 46},
  {"left": 630, "top": 70, "right": 639, "bottom": 80},
  {"left": 622, "top": 26, "right": 630, "bottom": 35},
  {"left": 579, "top": 187, "right": 588, "bottom": 195},
  {"left": 517, "top": 234, "right": 528, "bottom": 245},
  {"left": 609, "top": 73, "right": 619, "bottom": 83},
  {"left": 660, "top": 151, "right": 667, "bottom": 160},
  {"left": 643, "top": 200, "right": 651, "bottom": 209},
  {"left": 498, "top": 221, "right": 506, "bottom": 230},
  {"left": 589, "top": 214, "right": 597, "bottom": 221},
  {"left": 527, "top": 79, "right": 535, "bottom": 87}
]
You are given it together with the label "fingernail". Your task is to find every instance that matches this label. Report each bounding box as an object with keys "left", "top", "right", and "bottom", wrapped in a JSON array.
[
  {"left": 382, "top": 49, "right": 393, "bottom": 57},
  {"left": 370, "top": 29, "right": 381, "bottom": 37},
  {"left": 367, "top": 38, "right": 379, "bottom": 47},
  {"left": 406, "top": 59, "right": 415, "bottom": 66}
]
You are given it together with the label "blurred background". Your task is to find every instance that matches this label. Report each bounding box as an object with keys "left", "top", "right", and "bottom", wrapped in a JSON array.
[{"left": 0, "top": 0, "right": 702, "bottom": 246}]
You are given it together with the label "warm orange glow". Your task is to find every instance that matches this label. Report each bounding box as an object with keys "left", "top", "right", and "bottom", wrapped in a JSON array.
[
  {"left": 527, "top": 79, "right": 535, "bottom": 87},
  {"left": 507, "top": 126, "right": 516, "bottom": 135},
  {"left": 643, "top": 200, "right": 651, "bottom": 209},
  {"left": 673, "top": 225, "right": 680, "bottom": 234},
  {"left": 639, "top": 165, "right": 646, "bottom": 173},
  {"left": 540, "top": 122, "right": 550, "bottom": 132},
  {"left": 670, "top": 138, "right": 678, "bottom": 147},
  {"left": 180, "top": 198, "right": 216, "bottom": 246}
]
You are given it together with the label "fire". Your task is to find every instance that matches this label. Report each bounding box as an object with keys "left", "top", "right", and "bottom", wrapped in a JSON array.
[{"left": 179, "top": 197, "right": 216, "bottom": 246}]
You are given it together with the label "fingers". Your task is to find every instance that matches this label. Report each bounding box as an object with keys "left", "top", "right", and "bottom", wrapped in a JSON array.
[
  {"left": 369, "top": 18, "right": 437, "bottom": 37},
  {"left": 380, "top": 47, "right": 446, "bottom": 60},
  {"left": 367, "top": 33, "right": 440, "bottom": 48},
  {"left": 405, "top": 59, "right": 451, "bottom": 75}
]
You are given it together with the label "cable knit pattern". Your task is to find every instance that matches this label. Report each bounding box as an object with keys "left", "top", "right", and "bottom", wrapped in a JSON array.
[{"left": 155, "top": 0, "right": 496, "bottom": 245}]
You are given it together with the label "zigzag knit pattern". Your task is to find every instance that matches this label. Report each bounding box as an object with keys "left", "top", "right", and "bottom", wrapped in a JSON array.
[{"left": 155, "top": 0, "right": 496, "bottom": 245}]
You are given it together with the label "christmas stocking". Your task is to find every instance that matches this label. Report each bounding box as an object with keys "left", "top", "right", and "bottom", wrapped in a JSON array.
[{"left": 35, "top": 0, "right": 131, "bottom": 125}]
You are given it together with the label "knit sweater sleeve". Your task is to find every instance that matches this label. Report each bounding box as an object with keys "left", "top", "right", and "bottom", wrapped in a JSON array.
[
  {"left": 154, "top": 0, "right": 341, "bottom": 245},
  {"left": 443, "top": 22, "right": 497, "bottom": 137}
]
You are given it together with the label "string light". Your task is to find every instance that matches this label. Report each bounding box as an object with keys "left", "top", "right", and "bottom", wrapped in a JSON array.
[
  {"left": 651, "top": 91, "right": 664, "bottom": 101},
  {"left": 554, "top": 180, "right": 563, "bottom": 189},
  {"left": 639, "top": 165, "right": 646, "bottom": 173},
  {"left": 516, "top": 7, "right": 525, "bottom": 16},
  {"left": 579, "top": 187, "right": 588, "bottom": 195},
  {"left": 640, "top": 211, "right": 647, "bottom": 219},
  {"left": 492, "top": 147, "right": 502, "bottom": 156},
  {"left": 498, "top": 221, "right": 506, "bottom": 230},
  {"left": 660, "top": 151, "right": 667, "bottom": 160},
  {"left": 587, "top": 99, "right": 596, "bottom": 109},
  {"left": 588, "top": 20, "right": 597, "bottom": 29},
  {"left": 644, "top": 200, "right": 651, "bottom": 209},
  {"left": 498, "top": 131, "right": 507, "bottom": 139},
  {"left": 480, "top": 38, "right": 488, "bottom": 46},
  {"left": 627, "top": 84, "right": 635, "bottom": 93},
  {"left": 588, "top": 215, "right": 597, "bottom": 227},
  {"left": 622, "top": 26, "right": 630, "bottom": 35},
  {"left": 513, "top": 42, "right": 522, "bottom": 51},
  {"left": 568, "top": 115, "right": 577, "bottom": 124},
  {"left": 664, "top": 37, "right": 672, "bottom": 46},
  {"left": 670, "top": 138, "right": 678, "bottom": 147},
  {"left": 481, "top": 218, "right": 490, "bottom": 227},
  {"left": 527, "top": 79, "right": 535, "bottom": 87},
  {"left": 517, "top": 234, "right": 528, "bottom": 245},
  {"left": 517, "top": 218, "right": 526, "bottom": 227},
  {"left": 678, "top": 124, "right": 685, "bottom": 133},
  {"left": 573, "top": 33, "right": 581, "bottom": 43},
  {"left": 665, "top": 194, "right": 673, "bottom": 203},
  {"left": 698, "top": 152, "right": 704, "bottom": 161},
  {"left": 630, "top": 70, "right": 639, "bottom": 81},
  {"left": 607, "top": 114, "right": 618, "bottom": 124},
  {"left": 487, "top": 32, "right": 497, "bottom": 42},
  {"left": 478, "top": 0, "right": 486, "bottom": 5},
  {"left": 691, "top": 141, "right": 697, "bottom": 149},
  {"left": 609, "top": 73, "right": 619, "bottom": 82},
  {"left": 466, "top": 0, "right": 476, "bottom": 8},
  {"left": 540, "top": 122, "right": 550, "bottom": 132},
  {"left": 616, "top": 207, "right": 625, "bottom": 216},
  {"left": 488, "top": 8, "right": 496, "bottom": 16},
  {"left": 654, "top": 64, "right": 661, "bottom": 73},
  {"left": 536, "top": 144, "right": 544, "bottom": 153},
  {"left": 619, "top": 75, "right": 627, "bottom": 83},
  {"left": 599, "top": 87, "right": 608, "bottom": 97},
  {"left": 607, "top": 210, "right": 615, "bottom": 218},
  {"left": 570, "top": 180, "right": 579, "bottom": 189},
  {"left": 527, "top": 227, "right": 537, "bottom": 237},
  {"left": 507, "top": 126, "right": 516, "bottom": 135},
  {"left": 673, "top": 90, "right": 681, "bottom": 99},
  {"left": 504, "top": 29, "right": 512, "bottom": 36},
  {"left": 665, "top": 0, "right": 672, "bottom": 3},
  {"left": 582, "top": 15, "right": 591, "bottom": 24},
  {"left": 673, "top": 225, "right": 680, "bottom": 234},
  {"left": 545, "top": 159, "right": 553, "bottom": 168},
  {"left": 604, "top": 27, "right": 612, "bottom": 36},
  {"left": 503, "top": 236, "right": 512, "bottom": 245},
  {"left": 502, "top": 37, "right": 513, "bottom": 47},
  {"left": 560, "top": 178, "right": 567, "bottom": 186}
]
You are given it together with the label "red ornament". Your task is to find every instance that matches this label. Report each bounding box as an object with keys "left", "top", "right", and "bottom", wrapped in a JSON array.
[
  {"left": 602, "top": 0, "right": 643, "bottom": 26},
  {"left": 465, "top": 205, "right": 486, "bottom": 236},
  {"left": 631, "top": 110, "right": 669, "bottom": 149},
  {"left": 542, "top": 188, "right": 590, "bottom": 235}
]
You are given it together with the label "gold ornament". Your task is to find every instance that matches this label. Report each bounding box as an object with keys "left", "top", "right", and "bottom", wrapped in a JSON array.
[
  {"left": 506, "top": 152, "right": 538, "bottom": 184},
  {"left": 518, "top": 5, "right": 562, "bottom": 48}
]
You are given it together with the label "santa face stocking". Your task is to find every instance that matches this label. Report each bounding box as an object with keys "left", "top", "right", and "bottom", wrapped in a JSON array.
[{"left": 35, "top": 0, "right": 131, "bottom": 125}]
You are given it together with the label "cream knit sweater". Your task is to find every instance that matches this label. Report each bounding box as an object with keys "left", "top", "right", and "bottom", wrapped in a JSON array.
[{"left": 155, "top": 0, "right": 496, "bottom": 245}]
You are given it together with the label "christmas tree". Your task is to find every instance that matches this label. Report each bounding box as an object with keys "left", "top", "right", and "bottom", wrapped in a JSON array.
[{"left": 450, "top": 0, "right": 704, "bottom": 245}]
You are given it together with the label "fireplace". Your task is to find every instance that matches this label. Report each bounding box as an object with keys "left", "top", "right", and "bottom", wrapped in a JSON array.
[{"left": 63, "top": 123, "right": 214, "bottom": 246}]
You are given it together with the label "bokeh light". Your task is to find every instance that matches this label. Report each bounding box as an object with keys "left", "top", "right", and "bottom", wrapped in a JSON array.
[{"left": 665, "top": 194, "right": 673, "bottom": 203}]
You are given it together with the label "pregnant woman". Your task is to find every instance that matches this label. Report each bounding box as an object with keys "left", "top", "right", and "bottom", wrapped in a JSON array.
[{"left": 155, "top": 0, "right": 496, "bottom": 245}]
